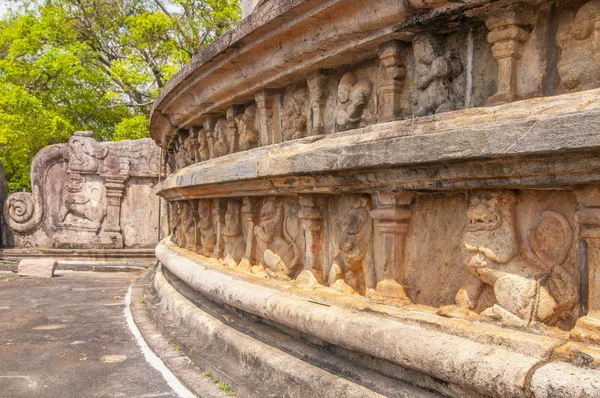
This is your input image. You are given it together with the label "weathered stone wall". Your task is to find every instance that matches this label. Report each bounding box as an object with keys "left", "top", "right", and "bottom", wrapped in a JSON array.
[
  {"left": 148, "top": 0, "right": 600, "bottom": 396},
  {"left": 3, "top": 132, "right": 162, "bottom": 250}
]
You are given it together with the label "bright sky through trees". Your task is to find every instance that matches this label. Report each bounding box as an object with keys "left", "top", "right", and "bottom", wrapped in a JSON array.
[{"left": 0, "top": 0, "right": 240, "bottom": 192}]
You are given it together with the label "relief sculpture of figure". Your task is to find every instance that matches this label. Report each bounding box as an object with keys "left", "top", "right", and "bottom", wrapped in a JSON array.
[
  {"left": 195, "top": 200, "right": 216, "bottom": 256},
  {"left": 336, "top": 72, "right": 372, "bottom": 131},
  {"left": 197, "top": 130, "right": 211, "bottom": 162},
  {"left": 557, "top": 0, "right": 600, "bottom": 92},
  {"left": 438, "top": 191, "right": 578, "bottom": 329},
  {"left": 179, "top": 201, "right": 196, "bottom": 250},
  {"left": 237, "top": 105, "right": 259, "bottom": 151},
  {"left": 57, "top": 173, "right": 106, "bottom": 231},
  {"left": 173, "top": 135, "right": 189, "bottom": 170},
  {"left": 281, "top": 89, "right": 308, "bottom": 141},
  {"left": 183, "top": 133, "right": 197, "bottom": 165},
  {"left": 212, "top": 119, "right": 231, "bottom": 158},
  {"left": 254, "top": 197, "right": 301, "bottom": 279},
  {"left": 223, "top": 200, "right": 246, "bottom": 264},
  {"left": 327, "top": 196, "right": 372, "bottom": 295},
  {"left": 413, "top": 33, "right": 462, "bottom": 117}
]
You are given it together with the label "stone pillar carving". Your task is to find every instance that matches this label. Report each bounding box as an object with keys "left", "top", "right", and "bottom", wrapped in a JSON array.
[
  {"left": 367, "top": 191, "right": 414, "bottom": 304},
  {"left": 379, "top": 41, "right": 406, "bottom": 122},
  {"left": 299, "top": 195, "right": 325, "bottom": 281},
  {"left": 241, "top": 197, "right": 259, "bottom": 268},
  {"left": 186, "top": 129, "right": 200, "bottom": 164},
  {"left": 255, "top": 90, "right": 275, "bottom": 147},
  {"left": 306, "top": 71, "right": 327, "bottom": 136},
  {"left": 102, "top": 174, "right": 128, "bottom": 249},
  {"left": 485, "top": 5, "right": 532, "bottom": 106},
  {"left": 226, "top": 105, "right": 244, "bottom": 154},
  {"left": 212, "top": 198, "right": 226, "bottom": 258},
  {"left": 572, "top": 185, "right": 600, "bottom": 344}
]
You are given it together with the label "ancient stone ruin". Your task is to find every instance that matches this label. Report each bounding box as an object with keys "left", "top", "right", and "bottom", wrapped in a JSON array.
[
  {"left": 146, "top": 0, "right": 600, "bottom": 396},
  {"left": 2, "top": 131, "right": 162, "bottom": 264}
]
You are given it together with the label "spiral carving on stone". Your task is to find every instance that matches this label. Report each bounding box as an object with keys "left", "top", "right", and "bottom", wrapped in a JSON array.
[{"left": 3, "top": 192, "right": 41, "bottom": 233}]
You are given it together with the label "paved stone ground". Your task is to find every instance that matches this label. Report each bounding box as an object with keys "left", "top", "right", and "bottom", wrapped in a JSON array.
[{"left": 0, "top": 271, "right": 180, "bottom": 398}]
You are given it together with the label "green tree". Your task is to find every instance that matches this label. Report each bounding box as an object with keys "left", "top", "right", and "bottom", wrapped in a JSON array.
[{"left": 0, "top": 0, "right": 240, "bottom": 192}]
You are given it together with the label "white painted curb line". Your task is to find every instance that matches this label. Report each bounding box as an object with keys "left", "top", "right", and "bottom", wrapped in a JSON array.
[{"left": 124, "top": 285, "right": 196, "bottom": 398}]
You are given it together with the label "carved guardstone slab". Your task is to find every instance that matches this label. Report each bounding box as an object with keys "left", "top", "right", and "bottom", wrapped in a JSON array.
[
  {"left": 18, "top": 259, "right": 58, "bottom": 278},
  {"left": 148, "top": 0, "right": 600, "bottom": 396},
  {"left": 3, "top": 131, "right": 162, "bottom": 250}
]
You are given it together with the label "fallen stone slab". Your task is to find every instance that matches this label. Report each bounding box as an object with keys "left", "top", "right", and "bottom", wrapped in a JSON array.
[{"left": 18, "top": 259, "right": 57, "bottom": 278}]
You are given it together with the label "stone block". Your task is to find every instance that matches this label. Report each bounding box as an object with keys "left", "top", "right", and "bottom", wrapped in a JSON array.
[{"left": 18, "top": 259, "right": 58, "bottom": 278}]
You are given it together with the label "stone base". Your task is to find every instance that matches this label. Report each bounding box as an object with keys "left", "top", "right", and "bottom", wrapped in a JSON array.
[
  {"left": 18, "top": 259, "right": 58, "bottom": 278},
  {"left": 0, "top": 248, "right": 155, "bottom": 272},
  {"left": 52, "top": 228, "right": 124, "bottom": 249},
  {"left": 147, "top": 266, "right": 451, "bottom": 397}
]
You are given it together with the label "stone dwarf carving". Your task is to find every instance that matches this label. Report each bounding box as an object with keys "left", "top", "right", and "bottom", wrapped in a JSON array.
[
  {"left": 254, "top": 197, "right": 301, "bottom": 278},
  {"left": 212, "top": 119, "right": 231, "bottom": 158},
  {"left": 237, "top": 105, "right": 259, "bottom": 151},
  {"left": 327, "top": 196, "right": 373, "bottom": 295},
  {"left": 197, "top": 130, "right": 211, "bottom": 162},
  {"left": 412, "top": 33, "right": 462, "bottom": 117},
  {"left": 281, "top": 89, "right": 308, "bottom": 141},
  {"left": 223, "top": 199, "right": 246, "bottom": 264},
  {"left": 336, "top": 72, "right": 372, "bottom": 131},
  {"left": 438, "top": 191, "right": 578, "bottom": 329},
  {"left": 173, "top": 134, "right": 190, "bottom": 170},
  {"left": 178, "top": 201, "right": 196, "bottom": 250},
  {"left": 183, "top": 132, "right": 198, "bottom": 165},
  {"left": 194, "top": 199, "right": 216, "bottom": 256},
  {"left": 557, "top": 0, "right": 600, "bottom": 92}
]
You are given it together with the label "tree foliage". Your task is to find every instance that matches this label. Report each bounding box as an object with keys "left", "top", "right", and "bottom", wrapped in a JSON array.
[{"left": 0, "top": 0, "right": 240, "bottom": 192}]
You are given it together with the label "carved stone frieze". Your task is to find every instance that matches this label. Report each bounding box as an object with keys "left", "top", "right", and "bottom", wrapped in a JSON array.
[{"left": 152, "top": 0, "right": 600, "bottom": 394}]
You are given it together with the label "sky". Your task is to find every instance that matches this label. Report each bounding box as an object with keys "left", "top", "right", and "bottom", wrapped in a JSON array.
[
  {"left": 0, "top": 0, "right": 8, "bottom": 17},
  {"left": 0, "top": 1, "right": 183, "bottom": 17}
]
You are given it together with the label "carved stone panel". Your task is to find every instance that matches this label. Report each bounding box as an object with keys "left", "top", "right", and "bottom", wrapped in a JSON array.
[{"left": 3, "top": 131, "right": 162, "bottom": 249}]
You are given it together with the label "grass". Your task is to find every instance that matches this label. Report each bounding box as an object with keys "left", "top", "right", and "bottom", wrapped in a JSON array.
[
  {"left": 172, "top": 344, "right": 181, "bottom": 351},
  {"left": 202, "top": 370, "right": 234, "bottom": 396},
  {"left": 139, "top": 298, "right": 145, "bottom": 304}
]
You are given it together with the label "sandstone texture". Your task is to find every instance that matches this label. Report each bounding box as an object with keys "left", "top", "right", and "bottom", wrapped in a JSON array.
[
  {"left": 148, "top": 0, "right": 600, "bottom": 396},
  {"left": 17, "top": 259, "right": 58, "bottom": 278},
  {"left": 3, "top": 131, "right": 163, "bottom": 251}
]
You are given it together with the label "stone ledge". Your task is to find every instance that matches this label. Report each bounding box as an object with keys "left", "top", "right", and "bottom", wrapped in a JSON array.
[
  {"left": 158, "top": 89, "right": 600, "bottom": 200},
  {"left": 129, "top": 268, "right": 230, "bottom": 398},
  {"left": 148, "top": 264, "right": 443, "bottom": 397},
  {"left": 155, "top": 238, "right": 600, "bottom": 397}
]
